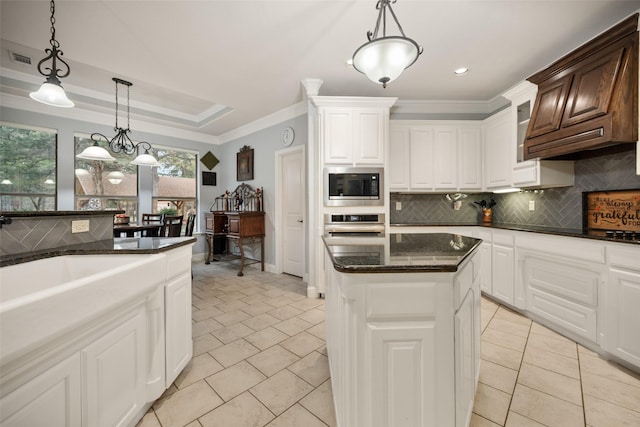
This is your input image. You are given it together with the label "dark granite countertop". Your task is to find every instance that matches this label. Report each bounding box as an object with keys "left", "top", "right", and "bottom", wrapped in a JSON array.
[
  {"left": 0, "top": 236, "right": 196, "bottom": 267},
  {"left": 0, "top": 210, "right": 124, "bottom": 218},
  {"left": 323, "top": 233, "right": 481, "bottom": 273},
  {"left": 391, "top": 222, "right": 640, "bottom": 245}
]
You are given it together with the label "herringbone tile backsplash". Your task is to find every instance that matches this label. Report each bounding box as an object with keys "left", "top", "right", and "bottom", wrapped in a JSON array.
[{"left": 390, "top": 150, "right": 640, "bottom": 229}]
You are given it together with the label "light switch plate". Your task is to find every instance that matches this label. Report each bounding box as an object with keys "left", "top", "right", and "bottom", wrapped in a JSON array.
[
  {"left": 395, "top": 202, "right": 402, "bottom": 211},
  {"left": 71, "top": 220, "right": 90, "bottom": 233},
  {"left": 529, "top": 200, "right": 535, "bottom": 211}
]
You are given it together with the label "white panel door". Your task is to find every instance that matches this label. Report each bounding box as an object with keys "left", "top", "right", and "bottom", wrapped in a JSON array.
[
  {"left": 457, "top": 127, "right": 483, "bottom": 190},
  {"left": 83, "top": 307, "right": 146, "bottom": 427},
  {"left": 282, "top": 148, "right": 305, "bottom": 277},
  {"left": 355, "top": 110, "right": 385, "bottom": 164},
  {"left": 455, "top": 289, "right": 475, "bottom": 427},
  {"left": 323, "top": 108, "right": 353, "bottom": 164},
  {"left": 483, "top": 109, "right": 512, "bottom": 189},
  {"left": 603, "top": 262, "right": 640, "bottom": 367},
  {"left": 1, "top": 353, "right": 81, "bottom": 427},
  {"left": 165, "top": 273, "right": 193, "bottom": 387},
  {"left": 492, "top": 245, "right": 514, "bottom": 305},
  {"left": 409, "top": 127, "right": 435, "bottom": 189},
  {"left": 388, "top": 126, "right": 410, "bottom": 190},
  {"left": 433, "top": 126, "right": 458, "bottom": 190}
]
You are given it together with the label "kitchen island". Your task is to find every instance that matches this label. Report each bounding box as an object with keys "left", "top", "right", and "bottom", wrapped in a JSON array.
[
  {"left": 323, "top": 233, "right": 482, "bottom": 427},
  {"left": 0, "top": 236, "right": 195, "bottom": 427}
]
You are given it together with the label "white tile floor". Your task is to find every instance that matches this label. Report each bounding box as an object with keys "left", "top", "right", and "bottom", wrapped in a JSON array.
[{"left": 137, "top": 262, "right": 640, "bottom": 427}]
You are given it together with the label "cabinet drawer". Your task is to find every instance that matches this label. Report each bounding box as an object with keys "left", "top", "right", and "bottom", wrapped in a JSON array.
[
  {"left": 528, "top": 288, "right": 597, "bottom": 341},
  {"left": 492, "top": 231, "right": 514, "bottom": 247},
  {"left": 524, "top": 255, "right": 599, "bottom": 306}
]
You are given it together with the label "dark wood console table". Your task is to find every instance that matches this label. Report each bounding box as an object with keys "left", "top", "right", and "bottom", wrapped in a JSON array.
[{"left": 204, "top": 211, "right": 265, "bottom": 276}]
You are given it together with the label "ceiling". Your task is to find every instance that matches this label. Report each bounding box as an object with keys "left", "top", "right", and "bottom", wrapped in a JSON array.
[{"left": 1, "top": 1, "right": 639, "bottom": 144}]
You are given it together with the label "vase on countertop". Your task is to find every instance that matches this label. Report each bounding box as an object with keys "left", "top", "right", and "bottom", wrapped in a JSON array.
[{"left": 482, "top": 208, "right": 493, "bottom": 223}]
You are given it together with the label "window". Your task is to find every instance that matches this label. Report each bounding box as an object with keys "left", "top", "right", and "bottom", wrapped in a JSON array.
[
  {"left": 152, "top": 147, "right": 197, "bottom": 231},
  {"left": 74, "top": 135, "right": 138, "bottom": 217},
  {"left": 0, "top": 123, "right": 57, "bottom": 211}
]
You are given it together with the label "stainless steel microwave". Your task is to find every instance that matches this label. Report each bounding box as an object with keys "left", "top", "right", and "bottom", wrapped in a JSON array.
[{"left": 324, "top": 167, "right": 384, "bottom": 206}]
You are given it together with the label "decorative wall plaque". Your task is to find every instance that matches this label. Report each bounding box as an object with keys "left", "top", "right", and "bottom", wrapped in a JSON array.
[
  {"left": 584, "top": 189, "right": 640, "bottom": 233},
  {"left": 237, "top": 145, "right": 254, "bottom": 181},
  {"left": 200, "top": 151, "right": 219, "bottom": 170}
]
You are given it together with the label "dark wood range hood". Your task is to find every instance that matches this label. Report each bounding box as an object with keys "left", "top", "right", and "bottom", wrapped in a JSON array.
[{"left": 523, "top": 13, "right": 638, "bottom": 160}]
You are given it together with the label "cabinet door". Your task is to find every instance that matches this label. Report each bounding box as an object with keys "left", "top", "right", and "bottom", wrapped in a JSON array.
[
  {"left": 388, "top": 126, "right": 410, "bottom": 190},
  {"left": 455, "top": 289, "right": 475, "bottom": 427},
  {"left": 492, "top": 244, "right": 514, "bottom": 305},
  {"left": 479, "top": 241, "right": 492, "bottom": 294},
  {"left": 483, "top": 111, "right": 512, "bottom": 189},
  {"left": 409, "top": 127, "right": 435, "bottom": 189},
  {"left": 561, "top": 45, "right": 626, "bottom": 128},
  {"left": 323, "top": 108, "right": 353, "bottom": 164},
  {"left": 165, "top": 273, "right": 193, "bottom": 387},
  {"left": 457, "top": 127, "right": 482, "bottom": 190},
  {"left": 354, "top": 109, "right": 385, "bottom": 165},
  {"left": 527, "top": 74, "right": 573, "bottom": 138},
  {"left": 83, "top": 307, "right": 146, "bottom": 427},
  {"left": 604, "top": 246, "right": 640, "bottom": 368},
  {"left": 433, "top": 126, "right": 458, "bottom": 190},
  {"left": 1, "top": 353, "right": 81, "bottom": 427}
]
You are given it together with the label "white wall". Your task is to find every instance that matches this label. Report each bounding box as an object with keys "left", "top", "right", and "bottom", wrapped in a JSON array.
[{"left": 216, "top": 114, "right": 308, "bottom": 268}]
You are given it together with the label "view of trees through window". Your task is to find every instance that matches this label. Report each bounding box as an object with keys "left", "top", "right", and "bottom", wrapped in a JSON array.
[
  {"left": 74, "top": 135, "right": 138, "bottom": 217},
  {"left": 153, "top": 147, "right": 197, "bottom": 231},
  {"left": 0, "top": 124, "right": 57, "bottom": 211}
]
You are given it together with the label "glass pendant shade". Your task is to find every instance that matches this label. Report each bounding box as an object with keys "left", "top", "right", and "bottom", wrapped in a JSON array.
[
  {"left": 106, "top": 171, "right": 125, "bottom": 184},
  {"left": 76, "top": 144, "right": 116, "bottom": 162},
  {"left": 352, "top": 36, "right": 421, "bottom": 87},
  {"left": 29, "top": 82, "right": 74, "bottom": 108},
  {"left": 131, "top": 151, "right": 159, "bottom": 167}
]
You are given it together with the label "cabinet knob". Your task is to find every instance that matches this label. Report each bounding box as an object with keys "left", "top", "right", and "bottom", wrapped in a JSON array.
[{"left": 297, "top": 219, "right": 303, "bottom": 223}]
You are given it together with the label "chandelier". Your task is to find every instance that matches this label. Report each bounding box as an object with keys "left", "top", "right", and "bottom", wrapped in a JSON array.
[
  {"left": 29, "top": 0, "right": 74, "bottom": 108},
  {"left": 76, "top": 78, "right": 159, "bottom": 167},
  {"left": 352, "top": 0, "right": 422, "bottom": 88}
]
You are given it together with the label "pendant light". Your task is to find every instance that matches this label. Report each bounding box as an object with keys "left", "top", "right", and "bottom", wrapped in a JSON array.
[
  {"left": 352, "top": 0, "right": 422, "bottom": 88},
  {"left": 29, "top": 0, "right": 74, "bottom": 108},
  {"left": 77, "top": 78, "right": 159, "bottom": 167}
]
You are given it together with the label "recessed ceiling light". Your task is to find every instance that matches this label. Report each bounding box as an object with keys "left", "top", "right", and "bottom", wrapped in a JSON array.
[{"left": 454, "top": 67, "right": 469, "bottom": 75}]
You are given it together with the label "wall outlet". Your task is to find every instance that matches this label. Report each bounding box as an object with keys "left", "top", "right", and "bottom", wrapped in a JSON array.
[
  {"left": 71, "top": 220, "right": 90, "bottom": 233},
  {"left": 395, "top": 201, "right": 402, "bottom": 211},
  {"left": 529, "top": 200, "right": 535, "bottom": 211}
]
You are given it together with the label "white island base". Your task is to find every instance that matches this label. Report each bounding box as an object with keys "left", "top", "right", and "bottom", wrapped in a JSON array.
[{"left": 324, "top": 247, "right": 481, "bottom": 427}]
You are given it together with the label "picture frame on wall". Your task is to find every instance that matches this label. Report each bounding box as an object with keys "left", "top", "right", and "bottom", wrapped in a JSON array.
[{"left": 237, "top": 145, "right": 254, "bottom": 181}]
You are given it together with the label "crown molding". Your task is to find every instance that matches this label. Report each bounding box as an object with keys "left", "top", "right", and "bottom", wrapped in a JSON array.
[
  {"left": 218, "top": 101, "right": 308, "bottom": 144},
  {"left": 0, "top": 92, "right": 219, "bottom": 145}
]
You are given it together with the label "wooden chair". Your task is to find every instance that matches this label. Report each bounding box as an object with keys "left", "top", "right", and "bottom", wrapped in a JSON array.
[
  {"left": 185, "top": 214, "right": 196, "bottom": 237},
  {"left": 141, "top": 213, "right": 163, "bottom": 237},
  {"left": 160, "top": 215, "right": 183, "bottom": 237}
]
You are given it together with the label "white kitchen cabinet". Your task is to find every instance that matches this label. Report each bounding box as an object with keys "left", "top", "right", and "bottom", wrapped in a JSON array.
[
  {"left": 388, "top": 125, "right": 410, "bottom": 189},
  {"left": 455, "top": 289, "right": 475, "bottom": 427},
  {"left": 475, "top": 228, "right": 493, "bottom": 294},
  {"left": 314, "top": 98, "right": 395, "bottom": 166},
  {"left": 457, "top": 127, "right": 483, "bottom": 190},
  {"left": 83, "top": 305, "right": 147, "bottom": 427},
  {"left": 409, "top": 126, "right": 435, "bottom": 189},
  {"left": 165, "top": 272, "right": 193, "bottom": 387},
  {"left": 491, "top": 229, "right": 515, "bottom": 305},
  {"left": 0, "top": 353, "right": 81, "bottom": 427},
  {"left": 482, "top": 108, "right": 512, "bottom": 190},
  {"left": 517, "top": 233, "right": 604, "bottom": 342},
  {"left": 389, "top": 121, "right": 483, "bottom": 192},
  {"left": 502, "top": 81, "right": 574, "bottom": 188},
  {"left": 603, "top": 244, "right": 640, "bottom": 367}
]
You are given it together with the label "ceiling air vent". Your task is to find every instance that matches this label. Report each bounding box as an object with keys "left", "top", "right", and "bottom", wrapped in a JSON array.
[{"left": 9, "top": 51, "right": 32, "bottom": 66}]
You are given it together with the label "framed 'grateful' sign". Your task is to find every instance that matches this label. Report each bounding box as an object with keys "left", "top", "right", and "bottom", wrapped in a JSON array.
[{"left": 584, "top": 189, "right": 640, "bottom": 232}]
